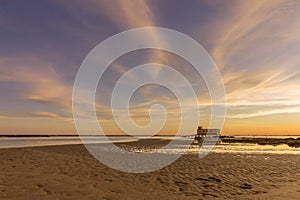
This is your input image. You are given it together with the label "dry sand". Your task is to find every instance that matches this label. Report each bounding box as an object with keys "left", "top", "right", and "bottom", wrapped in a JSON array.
[{"left": 0, "top": 143, "right": 299, "bottom": 200}]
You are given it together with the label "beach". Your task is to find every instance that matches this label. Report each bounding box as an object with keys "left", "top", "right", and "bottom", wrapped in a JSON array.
[
  {"left": 2, "top": 1, "right": 300, "bottom": 199},
  {"left": 0, "top": 141, "right": 299, "bottom": 200}
]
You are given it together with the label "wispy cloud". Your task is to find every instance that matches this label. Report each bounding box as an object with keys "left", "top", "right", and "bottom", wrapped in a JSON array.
[
  {"left": 204, "top": 0, "right": 300, "bottom": 120},
  {"left": 97, "top": 0, "right": 156, "bottom": 28},
  {"left": 0, "top": 55, "right": 72, "bottom": 115}
]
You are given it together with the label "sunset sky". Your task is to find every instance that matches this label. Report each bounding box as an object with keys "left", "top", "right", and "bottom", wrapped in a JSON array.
[{"left": 1, "top": 0, "right": 300, "bottom": 135}]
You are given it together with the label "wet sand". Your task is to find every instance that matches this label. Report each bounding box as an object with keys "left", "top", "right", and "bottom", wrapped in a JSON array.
[{"left": 0, "top": 143, "right": 299, "bottom": 199}]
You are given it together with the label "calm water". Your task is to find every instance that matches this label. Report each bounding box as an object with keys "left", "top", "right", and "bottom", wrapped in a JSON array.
[
  {"left": 0, "top": 136, "right": 138, "bottom": 149},
  {"left": 192, "top": 143, "right": 300, "bottom": 155},
  {"left": 0, "top": 136, "right": 299, "bottom": 154},
  {"left": 135, "top": 142, "right": 300, "bottom": 155}
]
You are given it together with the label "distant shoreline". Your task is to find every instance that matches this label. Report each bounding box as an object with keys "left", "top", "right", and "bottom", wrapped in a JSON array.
[
  {"left": 1, "top": 134, "right": 300, "bottom": 137},
  {"left": 1, "top": 135, "right": 300, "bottom": 148},
  {"left": 0, "top": 135, "right": 170, "bottom": 137}
]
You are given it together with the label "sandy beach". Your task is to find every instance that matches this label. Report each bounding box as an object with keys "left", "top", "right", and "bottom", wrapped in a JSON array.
[{"left": 0, "top": 141, "right": 299, "bottom": 200}]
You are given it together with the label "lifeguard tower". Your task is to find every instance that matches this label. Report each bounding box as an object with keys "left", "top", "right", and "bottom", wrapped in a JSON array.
[{"left": 194, "top": 126, "right": 220, "bottom": 144}]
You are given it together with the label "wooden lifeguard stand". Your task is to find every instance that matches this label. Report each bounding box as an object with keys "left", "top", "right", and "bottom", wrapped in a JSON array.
[{"left": 194, "top": 126, "right": 220, "bottom": 144}]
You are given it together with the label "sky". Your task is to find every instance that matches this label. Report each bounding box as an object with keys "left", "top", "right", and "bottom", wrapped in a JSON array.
[{"left": 1, "top": 0, "right": 300, "bottom": 135}]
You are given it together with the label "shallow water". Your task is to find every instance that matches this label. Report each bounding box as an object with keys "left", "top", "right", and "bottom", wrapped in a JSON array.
[
  {"left": 0, "top": 136, "right": 137, "bottom": 149},
  {"left": 0, "top": 136, "right": 299, "bottom": 154},
  {"left": 212, "top": 142, "right": 300, "bottom": 154},
  {"left": 131, "top": 143, "right": 300, "bottom": 155}
]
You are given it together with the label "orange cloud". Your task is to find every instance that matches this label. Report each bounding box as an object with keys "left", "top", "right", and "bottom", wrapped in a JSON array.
[{"left": 0, "top": 56, "right": 72, "bottom": 110}]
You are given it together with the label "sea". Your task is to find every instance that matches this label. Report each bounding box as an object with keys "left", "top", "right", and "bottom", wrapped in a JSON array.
[{"left": 0, "top": 135, "right": 299, "bottom": 154}]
